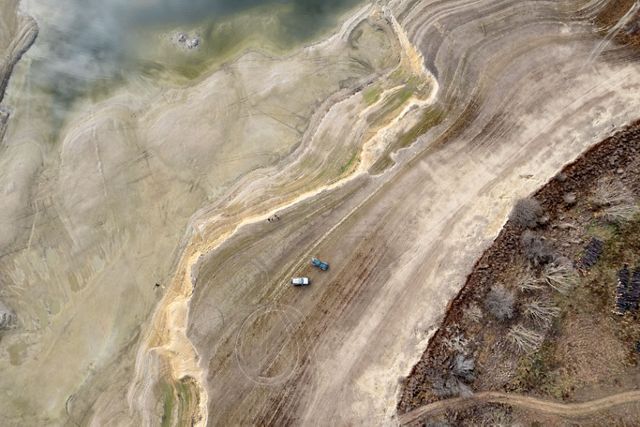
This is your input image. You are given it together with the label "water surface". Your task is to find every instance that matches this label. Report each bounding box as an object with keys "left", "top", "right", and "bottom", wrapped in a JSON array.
[{"left": 18, "top": 0, "right": 364, "bottom": 124}]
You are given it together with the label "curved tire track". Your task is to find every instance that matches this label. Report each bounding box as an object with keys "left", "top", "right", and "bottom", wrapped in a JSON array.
[{"left": 399, "top": 390, "right": 640, "bottom": 425}]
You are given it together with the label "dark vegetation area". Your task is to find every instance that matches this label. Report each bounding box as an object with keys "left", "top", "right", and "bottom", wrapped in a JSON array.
[
  {"left": 594, "top": 0, "right": 640, "bottom": 49},
  {"left": 397, "top": 120, "right": 640, "bottom": 425}
]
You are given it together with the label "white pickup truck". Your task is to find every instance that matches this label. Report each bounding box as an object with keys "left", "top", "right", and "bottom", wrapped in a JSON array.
[{"left": 291, "top": 277, "right": 310, "bottom": 286}]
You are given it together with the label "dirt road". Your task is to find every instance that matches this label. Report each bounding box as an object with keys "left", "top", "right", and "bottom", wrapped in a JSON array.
[{"left": 399, "top": 390, "right": 640, "bottom": 425}]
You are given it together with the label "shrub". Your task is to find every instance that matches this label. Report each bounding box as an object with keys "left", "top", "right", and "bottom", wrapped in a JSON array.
[
  {"left": 450, "top": 354, "right": 475, "bottom": 382},
  {"left": 518, "top": 270, "right": 545, "bottom": 291},
  {"left": 432, "top": 354, "right": 475, "bottom": 398},
  {"left": 563, "top": 192, "right": 577, "bottom": 206},
  {"left": 521, "top": 230, "right": 555, "bottom": 266},
  {"left": 543, "top": 260, "right": 577, "bottom": 294},
  {"left": 524, "top": 298, "right": 560, "bottom": 327},
  {"left": 443, "top": 332, "right": 469, "bottom": 354},
  {"left": 510, "top": 198, "right": 544, "bottom": 229},
  {"left": 592, "top": 177, "right": 630, "bottom": 207},
  {"left": 432, "top": 375, "right": 467, "bottom": 398},
  {"left": 592, "top": 178, "right": 639, "bottom": 223},
  {"left": 464, "top": 303, "right": 483, "bottom": 322},
  {"left": 484, "top": 286, "right": 515, "bottom": 321},
  {"left": 603, "top": 203, "right": 639, "bottom": 223},
  {"left": 507, "top": 324, "right": 544, "bottom": 353}
]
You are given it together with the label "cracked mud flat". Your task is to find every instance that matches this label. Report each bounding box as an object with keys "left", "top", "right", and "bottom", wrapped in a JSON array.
[{"left": 2, "top": 0, "right": 640, "bottom": 425}]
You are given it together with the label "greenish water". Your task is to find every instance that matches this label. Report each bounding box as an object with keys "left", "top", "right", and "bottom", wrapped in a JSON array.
[{"left": 21, "top": 0, "right": 365, "bottom": 113}]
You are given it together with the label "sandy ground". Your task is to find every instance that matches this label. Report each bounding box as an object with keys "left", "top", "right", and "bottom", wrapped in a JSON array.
[
  {"left": 1, "top": 0, "right": 640, "bottom": 425},
  {"left": 180, "top": 0, "right": 640, "bottom": 425},
  {"left": 0, "top": 2, "right": 426, "bottom": 425}
]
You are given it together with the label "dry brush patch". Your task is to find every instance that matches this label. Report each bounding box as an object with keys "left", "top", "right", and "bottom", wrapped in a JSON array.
[{"left": 398, "top": 121, "right": 640, "bottom": 422}]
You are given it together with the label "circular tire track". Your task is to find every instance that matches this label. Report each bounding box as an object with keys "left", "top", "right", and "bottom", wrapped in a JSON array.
[
  {"left": 189, "top": 256, "right": 269, "bottom": 348},
  {"left": 234, "top": 304, "right": 304, "bottom": 386}
]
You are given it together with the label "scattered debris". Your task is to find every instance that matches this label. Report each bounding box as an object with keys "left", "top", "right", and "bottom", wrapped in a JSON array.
[
  {"left": 614, "top": 265, "right": 631, "bottom": 315},
  {"left": 267, "top": 214, "right": 281, "bottom": 223},
  {"left": 580, "top": 237, "right": 604, "bottom": 269},
  {"left": 174, "top": 31, "right": 201, "bottom": 50},
  {"left": 450, "top": 354, "right": 475, "bottom": 382},
  {"left": 555, "top": 221, "right": 577, "bottom": 230},
  {"left": 432, "top": 353, "right": 476, "bottom": 398},
  {"left": 0, "top": 300, "right": 16, "bottom": 330},
  {"left": 630, "top": 268, "right": 640, "bottom": 311},
  {"left": 614, "top": 265, "right": 640, "bottom": 315}
]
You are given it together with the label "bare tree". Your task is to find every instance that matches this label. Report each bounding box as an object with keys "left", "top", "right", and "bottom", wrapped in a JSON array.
[
  {"left": 510, "top": 198, "right": 544, "bottom": 228},
  {"left": 524, "top": 298, "right": 560, "bottom": 327},
  {"left": 484, "top": 286, "right": 515, "bottom": 321},
  {"left": 507, "top": 324, "right": 544, "bottom": 353},
  {"left": 521, "top": 230, "right": 555, "bottom": 266},
  {"left": 543, "top": 261, "right": 577, "bottom": 294}
]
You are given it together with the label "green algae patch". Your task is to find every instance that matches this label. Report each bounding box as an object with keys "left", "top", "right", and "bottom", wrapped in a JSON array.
[
  {"left": 363, "top": 86, "right": 382, "bottom": 105},
  {"left": 339, "top": 151, "right": 360, "bottom": 177},
  {"left": 160, "top": 376, "right": 200, "bottom": 427},
  {"left": 160, "top": 382, "right": 175, "bottom": 427},
  {"left": 369, "top": 106, "right": 445, "bottom": 174}
]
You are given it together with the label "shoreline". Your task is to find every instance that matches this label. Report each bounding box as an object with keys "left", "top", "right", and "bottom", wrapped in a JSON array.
[
  {"left": 0, "top": 6, "right": 38, "bottom": 139},
  {"left": 0, "top": 13, "right": 37, "bottom": 104}
]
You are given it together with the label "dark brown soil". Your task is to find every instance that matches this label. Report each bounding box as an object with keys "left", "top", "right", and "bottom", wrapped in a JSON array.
[
  {"left": 594, "top": 0, "right": 640, "bottom": 49},
  {"left": 397, "top": 119, "right": 640, "bottom": 425}
]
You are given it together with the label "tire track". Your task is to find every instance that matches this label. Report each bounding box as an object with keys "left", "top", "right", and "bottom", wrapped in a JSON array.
[{"left": 399, "top": 390, "right": 640, "bottom": 425}]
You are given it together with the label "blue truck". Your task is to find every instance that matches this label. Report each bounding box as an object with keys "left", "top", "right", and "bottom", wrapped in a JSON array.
[{"left": 311, "top": 257, "right": 329, "bottom": 271}]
